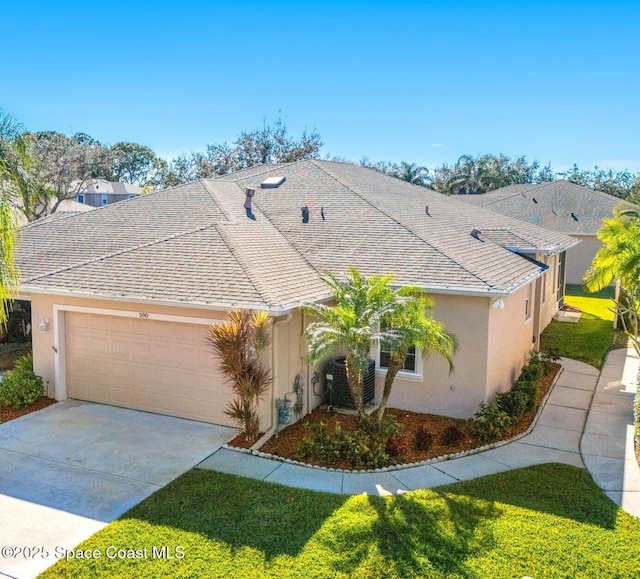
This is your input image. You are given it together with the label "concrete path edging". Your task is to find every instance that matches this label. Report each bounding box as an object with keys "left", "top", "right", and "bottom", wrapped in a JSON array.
[{"left": 199, "top": 349, "right": 640, "bottom": 519}]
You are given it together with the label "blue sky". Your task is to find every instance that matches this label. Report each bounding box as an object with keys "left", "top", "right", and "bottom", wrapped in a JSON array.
[{"left": 2, "top": 1, "right": 639, "bottom": 172}]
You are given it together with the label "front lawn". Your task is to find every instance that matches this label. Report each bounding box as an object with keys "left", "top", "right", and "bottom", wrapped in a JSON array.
[
  {"left": 540, "top": 284, "right": 617, "bottom": 368},
  {"left": 42, "top": 464, "right": 640, "bottom": 578}
]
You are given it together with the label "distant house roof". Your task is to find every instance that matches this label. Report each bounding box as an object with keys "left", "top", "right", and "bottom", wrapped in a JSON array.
[
  {"left": 458, "top": 180, "right": 638, "bottom": 236},
  {"left": 16, "top": 160, "right": 578, "bottom": 313},
  {"left": 76, "top": 179, "right": 143, "bottom": 195}
]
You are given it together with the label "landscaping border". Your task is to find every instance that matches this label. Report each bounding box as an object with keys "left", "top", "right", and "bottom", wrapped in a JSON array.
[{"left": 221, "top": 365, "right": 565, "bottom": 473}]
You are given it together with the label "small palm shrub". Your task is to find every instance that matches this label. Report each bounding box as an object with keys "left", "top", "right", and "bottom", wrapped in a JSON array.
[
  {"left": 207, "top": 310, "right": 272, "bottom": 444},
  {"left": 0, "top": 354, "right": 44, "bottom": 409}
]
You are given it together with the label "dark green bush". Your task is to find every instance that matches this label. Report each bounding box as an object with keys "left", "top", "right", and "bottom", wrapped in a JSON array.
[
  {"left": 0, "top": 354, "right": 44, "bottom": 409},
  {"left": 294, "top": 416, "right": 402, "bottom": 469},
  {"left": 469, "top": 401, "right": 512, "bottom": 443},
  {"left": 440, "top": 424, "right": 464, "bottom": 447},
  {"left": 496, "top": 390, "right": 530, "bottom": 419},
  {"left": 413, "top": 425, "right": 434, "bottom": 451}
]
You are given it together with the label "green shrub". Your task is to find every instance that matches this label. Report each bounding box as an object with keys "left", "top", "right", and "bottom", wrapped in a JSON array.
[
  {"left": 13, "top": 353, "right": 34, "bottom": 374},
  {"left": 294, "top": 416, "right": 402, "bottom": 469},
  {"left": 496, "top": 389, "right": 530, "bottom": 419},
  {"left": 0, "top": 356, "right": 44, "bottom": 409},
  {"left": 469, "top": 401, "right": 512, "bottom": 443}
]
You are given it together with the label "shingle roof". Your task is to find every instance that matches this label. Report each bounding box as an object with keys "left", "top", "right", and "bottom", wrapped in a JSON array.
[
  {"left": 16, "top": 160, "right": 579, "bottom": 312},
  {"left": 458, "top": 180, "right": 638, "bottom": 235}
]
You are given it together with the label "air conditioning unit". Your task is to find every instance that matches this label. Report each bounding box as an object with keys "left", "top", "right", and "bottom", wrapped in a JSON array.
[{"left": 324, "top": 357, "right": 376, "bottom": 409}]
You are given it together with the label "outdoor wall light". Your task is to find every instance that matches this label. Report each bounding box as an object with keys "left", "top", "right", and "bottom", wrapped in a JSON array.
[
  {"left": 492, "top": 298, "right": 505, "bottom": 310},
  {"left": 39, "top": 318, "right": 50, "bottom": 333}
]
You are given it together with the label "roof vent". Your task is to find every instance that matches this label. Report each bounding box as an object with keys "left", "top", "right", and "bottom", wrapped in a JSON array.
[
  {"left": 301, "top": 205, "right": 309, "bottom": 223},
  {"left": 425, "top": 205, "right": 432, "bottom": 216},
  {"left": 571, "top": 212, "right": 579, "bottom": 221},
  {"left": 532, "top": 198, "right": 538, "bottom": 203},
  {"left": 261, "top": 176, "right": 286, "bottom": 189},
  {"left": 244, "top": 187, "right": 256, "bottom": 220},
  {"left": 470, "top": 229, "right": 484, "bottom": 241}
]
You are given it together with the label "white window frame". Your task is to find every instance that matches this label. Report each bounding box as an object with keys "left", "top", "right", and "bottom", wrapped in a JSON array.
[
  {"left": 374, "top": 343, "right": 423, "bottom": 381},
  {"left": 525, "top": 282, "right": 533, "bottom": 322}
]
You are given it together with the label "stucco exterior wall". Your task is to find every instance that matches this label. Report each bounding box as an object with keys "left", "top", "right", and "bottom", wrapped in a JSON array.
[
  {"left": 566, "top": 235, "right": 601, "bottom": 285},
  {"left": 537, "top": 253, "right": 562, "bottom": 331},
  {"left": 383, "top": 294, "right": 491, "bottom": 419},
  {"left": 486, "top": 283, "right": 535, "bottom": 396}
]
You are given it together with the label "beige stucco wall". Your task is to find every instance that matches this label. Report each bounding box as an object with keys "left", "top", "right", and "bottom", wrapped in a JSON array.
[
  {"left": 381, "top": 293, "right": 491, "bottom": 419},
  {"left": 29, "top": 272, "right": 560, "bottom": 428},
  {"left": 486, "top": 283, "right": 535, "bottom": 396},
  {"left": 566, "top": 235, "right": 601, "bottom": 285}
]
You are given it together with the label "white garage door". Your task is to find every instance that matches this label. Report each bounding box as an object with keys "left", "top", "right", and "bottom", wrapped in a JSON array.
[{"left": 66, "top": 312, "right": 234, "bottom": 426}]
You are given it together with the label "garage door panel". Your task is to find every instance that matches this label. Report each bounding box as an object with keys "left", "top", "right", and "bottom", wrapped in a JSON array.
[{"left": 66, "top": 312, "right": 233, "bottom": 426}]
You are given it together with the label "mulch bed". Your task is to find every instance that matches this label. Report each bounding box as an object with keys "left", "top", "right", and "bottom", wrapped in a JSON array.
[
  {"left": 0, "top": 397, "right": 57, "bottom": 424},
  {"left": 229, "top": 362, "right": 561, "bottom": 469}
]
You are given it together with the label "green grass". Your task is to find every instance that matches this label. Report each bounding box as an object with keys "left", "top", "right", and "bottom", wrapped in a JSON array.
[
  {"left": 41, "top": 464, "right": 640, "bottom": 579},
  {"left": 540, "top": 284, "right": 617, "bottom": 368}
]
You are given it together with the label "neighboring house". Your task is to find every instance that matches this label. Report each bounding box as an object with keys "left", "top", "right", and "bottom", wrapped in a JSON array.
[
  {"left": 75, "top": 179, "right": 143, "bottom": 207},
  {"left": 15, "top": 160, "right": 577, "bottom": 436},
  {"left": 458, "top": 180, "right": 639, "bottom": 284}
]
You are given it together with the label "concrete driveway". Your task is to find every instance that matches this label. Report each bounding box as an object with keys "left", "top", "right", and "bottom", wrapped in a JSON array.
[{"left": 0, "top": 400, "right": 236, "bottom": 579}]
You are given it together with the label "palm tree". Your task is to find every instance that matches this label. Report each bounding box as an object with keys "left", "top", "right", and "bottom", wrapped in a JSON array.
[
  {"left": 207, "top": 310, "right": 272, "bottom": 444},
  {"left": 304, "top": 269, "right": 402, "bottom": 420},
  {"left": 376, "top": 290, "right": 456, "bottom": 421},
  {"left": 304, "top": 269, "right": 455, "bottom": 422},
  {"left": 0, "top": 112, "right": 21, "bottom": 324},
  {"left": 584, "top": 208, "right": 640, "bottom": 355},
  {"left": 584, "top": 209, "right": 640, "bottom": 292}
]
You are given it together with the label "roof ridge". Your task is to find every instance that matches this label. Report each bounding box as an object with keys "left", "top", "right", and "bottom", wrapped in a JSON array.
[
  {"left": 213, "top": 161, "right": 298, "bottom": 182},
  {"left": 475, "top": 182, "right": 544, "bottom": 205},
  {"left": 199, "top": 179, "right": 236, "bottom": 222},
  {"left": 210, "top": 220, "right": 273, "bottom": 306},
  {"left": 22, "top": 223, "right": 220, "bottom": 284},
  {"left": 308, "top": 160, "right": 508, "bottom": 290}
]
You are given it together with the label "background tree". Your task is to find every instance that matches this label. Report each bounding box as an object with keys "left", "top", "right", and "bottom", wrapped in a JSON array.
[
  {"left": 431, "top": 153, "right": 553, "bottom": 195},
  {"left": 559, "top": 164, "right": 640, "bottom": 199},
  {"left": 207, "top": 310, "right": 272, "bottom": 444},
  {"left": 162, "top": 118, "right": 322, "bottom": 186},
  {"left": 109, "top": 142, "right": 167, "bottom": 188},
  {"left": 584, "top": 208, "right": 640, "bottom": 355}
]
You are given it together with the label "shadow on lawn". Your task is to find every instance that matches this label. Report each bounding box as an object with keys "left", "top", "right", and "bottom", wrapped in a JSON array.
[
  {"left": 122, "top": 469, "right": 500, "bottom": 576},
  {"left": 437, "top": 463, "right": 621, "bottom": 530},
  {"left": 361, "top": 491, "right": 500, "bottom": 577}
]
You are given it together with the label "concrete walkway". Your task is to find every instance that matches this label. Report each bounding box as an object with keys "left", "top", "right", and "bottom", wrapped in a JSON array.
[{"left": 199, "top": 348, "right": 640, "bottom": 518}]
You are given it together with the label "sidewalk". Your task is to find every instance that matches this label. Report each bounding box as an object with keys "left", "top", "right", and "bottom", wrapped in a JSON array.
[{"left": 199, "top": 348, "right": 640, "bottom": 518}]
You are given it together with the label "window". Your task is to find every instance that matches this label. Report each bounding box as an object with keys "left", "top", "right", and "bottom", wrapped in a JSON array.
[
  {"left": 102, "top": 195, "right": 108, "bottom": 205},
  {"left": 525, "top": 283, "right": 532, "bottom": 320},
  {"left": 380, "top": 344, "right": 417, "bottom": 372},
  {"left": 77, "top": 194, "right": 84, "bottom": 204}
]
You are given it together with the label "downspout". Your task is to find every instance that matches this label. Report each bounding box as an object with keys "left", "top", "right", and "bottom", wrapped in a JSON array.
[{"left": 250, "top": 312, "right": 292, "bottom": 450}]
